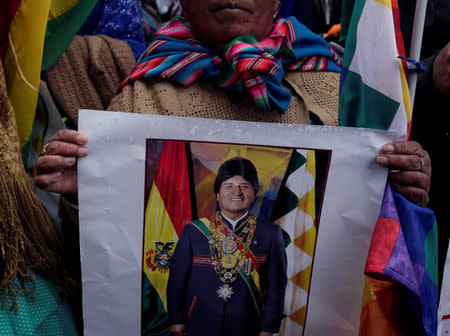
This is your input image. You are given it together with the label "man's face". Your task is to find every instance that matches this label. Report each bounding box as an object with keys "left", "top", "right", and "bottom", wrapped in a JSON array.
[{"left": 217, "top": 175, "right": 255, "bottom": 220}]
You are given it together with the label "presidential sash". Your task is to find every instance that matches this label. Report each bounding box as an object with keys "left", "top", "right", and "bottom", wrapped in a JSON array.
[{"left": 191, "top": 215, "right": 264, "bottom": 319}]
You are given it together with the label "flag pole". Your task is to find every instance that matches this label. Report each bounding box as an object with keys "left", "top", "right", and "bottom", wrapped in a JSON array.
[{"left": 408, "top": 0, "right": 428, "bottom": 108}]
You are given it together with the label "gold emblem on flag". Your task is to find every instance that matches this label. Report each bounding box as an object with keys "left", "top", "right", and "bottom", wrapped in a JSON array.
[{"left": 145, "top": 241, "right": 176, "bottom": 273}]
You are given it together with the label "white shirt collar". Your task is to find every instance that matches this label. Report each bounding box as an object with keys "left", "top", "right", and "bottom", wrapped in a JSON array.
[{"left": 221, "top": 211, "right": 248, "bottom": 230}]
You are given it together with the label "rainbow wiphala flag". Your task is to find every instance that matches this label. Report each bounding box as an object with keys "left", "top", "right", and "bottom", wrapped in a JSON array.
[
  {"left": 339, "top": 0, "right": 438, "bottom": 334},
  {"left": 271, "top": 149, "right": 318, "bottom": 335}
]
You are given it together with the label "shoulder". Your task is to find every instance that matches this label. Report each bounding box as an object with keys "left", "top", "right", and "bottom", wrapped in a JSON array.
[
  {"left": 108, "top": 79, "right": 175, "bottom": 114},
  {"left": 182, "top": 218, "right": 211, "bottom": 236},
  {"left": 108, "top": 78, "right": 235, "bottom": 116},
  {"left": 256, "top": 216, "right": 282, "bottom": 235},
  {"left": 181, "top": 221, "right": 199, "bottom": 234},
  {"left": 284, "top": 71, "right": 340, "bottom": 126}
]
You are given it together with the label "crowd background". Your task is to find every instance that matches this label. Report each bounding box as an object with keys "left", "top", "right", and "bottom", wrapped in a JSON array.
[{"left": 0, "top": 0, "right": 448, "bottom": 335}]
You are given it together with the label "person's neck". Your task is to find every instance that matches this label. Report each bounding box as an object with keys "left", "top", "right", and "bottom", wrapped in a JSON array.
[{"left": 221, "top": 211, "right": 248, "bottom": 229}]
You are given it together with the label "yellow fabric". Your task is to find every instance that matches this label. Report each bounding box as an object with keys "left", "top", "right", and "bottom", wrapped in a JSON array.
[
  {"left": 4, "top": 0, "right": 51, "bottom": 148},
  {"left": 279, "top": 150, "right": 316, "bottom": 333},
  {"left": 374, "top": 0, "right": 392, "bottom": 9},
  {"left": 398, "top": 59, "right": 412, "bottom": 132},
  {"left": 48, "top": 0, "right": 79, "bottom": 20},
  {"left": 143, "top": 183, "right": 179, "bottom": 311}
]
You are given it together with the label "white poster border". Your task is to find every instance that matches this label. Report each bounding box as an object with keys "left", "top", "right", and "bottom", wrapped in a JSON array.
[{"left": 78, "top": 109, "right": 395, "bottom": 336}]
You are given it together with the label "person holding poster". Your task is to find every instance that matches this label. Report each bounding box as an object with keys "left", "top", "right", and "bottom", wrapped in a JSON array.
[
  {"left": 34, "top": 0, "right": 433, "bottom": 334},
  {"left": 167, "top": 157, "right": 287, "bottom": 336},
  {"left": 35, "top": 0, "right": 430, "bottom": 206}
]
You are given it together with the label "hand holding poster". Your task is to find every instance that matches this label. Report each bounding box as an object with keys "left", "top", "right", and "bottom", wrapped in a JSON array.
[{"left": 78, "top": 110, "right": 395, "bottom": 336}]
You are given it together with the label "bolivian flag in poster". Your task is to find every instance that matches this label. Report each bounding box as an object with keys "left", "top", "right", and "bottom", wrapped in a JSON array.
[{"left": 142, "top": 140, "right": 193, "bottom": 335}]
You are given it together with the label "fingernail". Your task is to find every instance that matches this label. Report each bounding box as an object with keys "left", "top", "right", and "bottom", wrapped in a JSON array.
[
  {"left": 77, "top": 134, "right": 88, "bottom": 144},
  {"left": 382, "top": 144, "right": 395, "bottom": 153},
  {"left": 78, "top": 147, "right": 89, "bottom": 156},
  {"left": 64, "top": 157, "right": 76, "bottom": 165},
  {"left": 376, "top": 155, "right": 388, "bottom": 164}
]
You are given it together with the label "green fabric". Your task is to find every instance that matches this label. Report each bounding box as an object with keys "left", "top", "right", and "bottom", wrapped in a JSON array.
[
  {"left": 191, "top": 219, "right": 211, "bottom": 239},
  {"left": 425, "top": 220, "right": 438, "bottom": 287},
  {"left": 0, "top": 274, "right": 78, "bottom": 335},
  {"left": 237, "top": 268, "right": 263, "bottom": 319},
  {"left": 339, "top": 0, "right": 357, "bottom": 45},
  {"left": 20, "top": 136, "right": 33, "bottom": 167},
  {"left": 282, "top": 229, "right": 292, "bottom": 248},
  {"left": 42, "top": 0, "right": 98, "bottom": 71},
  {"left": 339, "top": 70, "right": 399, "bottom": 130},
  {"left": 340, "top": 0, "right": 365, "bottom": 65},
  {"left": 141, "top": 274, "right": 171, "bottom": 336}
]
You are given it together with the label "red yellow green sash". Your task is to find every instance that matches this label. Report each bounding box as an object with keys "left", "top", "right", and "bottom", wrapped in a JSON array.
[{"left": 191, "top": 217, "right": 264, "bottom": 318}]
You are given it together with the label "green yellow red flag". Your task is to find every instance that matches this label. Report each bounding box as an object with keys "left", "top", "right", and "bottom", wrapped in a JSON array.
[
  {"left": 2, "top": 0, "right": 51, "bottom": 156},
  {"left": 1, "top": 0, "right": 96, "bottom": 162},
  {"left": 142, "top": 140, "right": 193, "bottom": 334},
  {"left": 42, "top": 0, "right": 98, "bottom": 71}
]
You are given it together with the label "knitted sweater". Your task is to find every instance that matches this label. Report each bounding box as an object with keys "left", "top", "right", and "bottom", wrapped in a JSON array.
[{"left": 108, "top": 71, "right": 340, "bottom": 126}]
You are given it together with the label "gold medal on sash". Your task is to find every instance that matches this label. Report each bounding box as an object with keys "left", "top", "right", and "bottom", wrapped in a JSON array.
[
  {"left": 209, "top": 213, "right": 257, "bottom": 300},
  {"left": 222, "top": 236, "right": 237, "bottom": 254},
  {"left": 221, "top": 254, "right": 237, "bottom": 269}
]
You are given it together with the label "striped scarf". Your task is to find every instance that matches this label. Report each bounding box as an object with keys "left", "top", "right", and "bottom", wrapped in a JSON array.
[{"left": 121, "top": 16, "right": 340, "bottom": 114}]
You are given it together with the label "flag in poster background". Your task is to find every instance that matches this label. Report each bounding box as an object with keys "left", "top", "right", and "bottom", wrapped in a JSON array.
[
  {"left": 271, "top": 149, "right": 317, "bottom": 335},
  {"left": 339, "top": 0, "right": 438, "bottom": 334},
  {"left": 142, "top": 140, "right": 193, "bottom": 335}
]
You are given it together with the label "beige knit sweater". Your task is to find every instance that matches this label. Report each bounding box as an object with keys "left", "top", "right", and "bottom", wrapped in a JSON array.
[{"left": 108, "top": 71, "right": 340, "bottom": 126}]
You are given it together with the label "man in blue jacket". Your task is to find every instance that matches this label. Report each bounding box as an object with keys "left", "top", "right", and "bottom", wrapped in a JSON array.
[{"left": 167, "top": 157, "right": 287, "bottom": 336}]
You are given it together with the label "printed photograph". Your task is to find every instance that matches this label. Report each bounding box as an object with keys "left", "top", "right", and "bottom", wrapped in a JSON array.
[{"left": 141, "top": 139, "right": 332, "bottom": 336}]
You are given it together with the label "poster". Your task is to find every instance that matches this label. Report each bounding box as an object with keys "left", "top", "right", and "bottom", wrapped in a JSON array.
[{"left": 78, "top": 110, "right": 395, "bottom": 336}]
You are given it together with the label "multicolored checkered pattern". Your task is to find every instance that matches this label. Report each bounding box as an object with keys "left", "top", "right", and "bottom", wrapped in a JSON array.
[{"left": 339, "top": 0, "right": 438, "bottom": 334}]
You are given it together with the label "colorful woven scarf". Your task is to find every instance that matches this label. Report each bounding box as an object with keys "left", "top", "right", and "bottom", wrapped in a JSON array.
[{"left": 121, "top": 16, "right": 340, "bottom": 114}]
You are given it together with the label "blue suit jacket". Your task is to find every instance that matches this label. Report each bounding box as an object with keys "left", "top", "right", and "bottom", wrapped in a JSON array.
[{"left": 167, "top": 214, "right": 287, "bottom": 336}]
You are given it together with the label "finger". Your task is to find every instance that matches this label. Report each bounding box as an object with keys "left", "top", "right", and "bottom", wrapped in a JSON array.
[
  {"left": 34, "top": 172, "right": 61, "bottom": 190},
  {"left": 381, "top": 141, "right": 425, "bottom": 156},
  {"left": 390, "top": 182, "right": 429, "bottom": 206},
  {"left": 388, "top": 170, "right": 430, "bottom": 192},
  {"left": 36, "top": 155, "right": 76, "bottom": 174},
  {"left": 376, "top": 153, "right": 426, "bottom": 172},
  {"left": 45, "top": 140, "right": 89, "bottom": 157},
  {"left": 49, "top": 129, "right": 88, "bottom": 146}
]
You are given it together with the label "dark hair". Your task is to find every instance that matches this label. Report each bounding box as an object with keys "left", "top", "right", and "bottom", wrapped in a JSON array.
[{"left": 214, "top": 157, "right": 259, "bottom": 194}]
